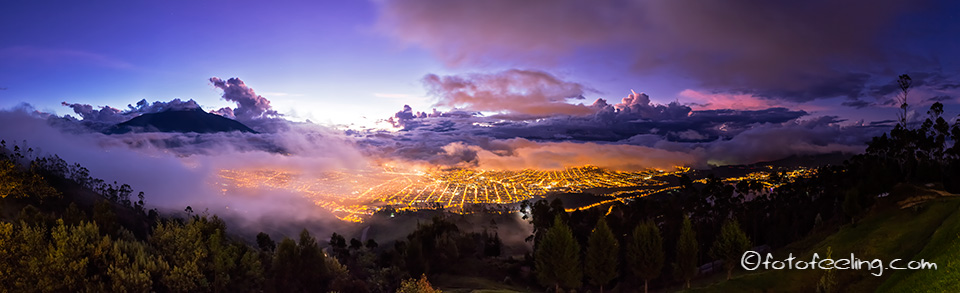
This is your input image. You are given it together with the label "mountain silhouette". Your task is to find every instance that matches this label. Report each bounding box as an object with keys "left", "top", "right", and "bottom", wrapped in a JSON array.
[{"left": 105, "top": 108, "right": 257, "bottom": 134}]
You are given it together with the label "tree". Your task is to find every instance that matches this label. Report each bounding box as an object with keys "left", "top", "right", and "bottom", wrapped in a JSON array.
[
  {"left": 93, "top": 200, "right": 118, "bottom": 234},
  {"left": 151, "top": 220, "right": 208, "bottom": 292},
  {"left": 365, "top": 239, "right": 379, "bottom": 250},
  {"left": 397, "top": 274, "right": 441, "bottom": 293},
  {"left": 627, "top": 220, "right": 664, "bottom": 293},
  {"left": 108, "top": 238, "right": 168, "bottom": 292},
  {"left": 207, "top": 229, "right": 238, "bottom": 292},
  {"left": 709, "top": 218, "right": 751, "bottom": 280},
  {"left": 842, "top": 188, "right": 862, "bottom": 223},
  {"left": 330, "top": 232, "right": 348, "bottom": 260},
  {"left": 896, "top": 74, "right": 912, "bottom": 126},
  {"left": 586, "top": 216, "right": 619, "bottom": 292},
  {"left": 0, "top": 222, "right": 15, "bottom": 287},
  {"left": 256, "top": 232, "right": 276, "bottom": 252},
  {"left": 63, "top": 202, "right": 86, "bottom": 225},
  {"left": 350, "top": 238, "right": 363, "bottom": 250},
  {"left": 272, "top": 238, "right": 301, "bottom": 291},
  {"left": 296, "top": 229, "right": 328, "bottom": 290},
  {"left": 535, "top": 214, "right": 582, "bottom": 291},
  {"left": 676, "top": 215, "right": 698, "bottom": 289}
]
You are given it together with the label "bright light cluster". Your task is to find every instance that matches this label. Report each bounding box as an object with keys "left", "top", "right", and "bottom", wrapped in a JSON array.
[{"left": 214, "top": 165, "right": 685, "bottom": 222}]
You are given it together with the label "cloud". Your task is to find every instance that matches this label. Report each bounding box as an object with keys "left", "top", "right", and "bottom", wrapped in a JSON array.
[
  {"left": 841, "top": 99, "right": 875, "bottom": 109},
  {"left": 60, "top": 102, "right": 126, "bottom": 126},
  {"left": 701, "top": 117, "right": 879, "bottom": 165},
  {"left": 679, "top": 89, "right": 797, "bottom": 111},
  {"left": 377, "top": 90, "right": 807, "bottom": 150},
  {"left": 926, "top": 95, "right": 952, "bottom": 102},
  {"left": 209, "top": 77, "right": 280, "bottom": 121},
  {"left": 60, "top": 98, "right": 207, "bottom": 132},
  {"left": 608, "top": 90, "right": 692, "bottom": 121},
  {"left": 375, "top": 0, "right": 952, "bottom": 102},
  {"left": 423, "top": 69, "right": 595, "bottom": 117},
  {"left": 365, "top": 93, "right": 829, "bottom": 170}
]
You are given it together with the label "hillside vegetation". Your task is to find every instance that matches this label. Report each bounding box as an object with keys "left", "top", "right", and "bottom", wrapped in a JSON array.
[{"left": 690, "top": 186, "right": 960, "bottom": 292}]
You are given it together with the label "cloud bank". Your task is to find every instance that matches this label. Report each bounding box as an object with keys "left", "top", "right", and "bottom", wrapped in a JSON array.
[
  {"left": 375, "top": 0, "right": 958, "bottom": 104},
  {"left": 364, "top": 70, "right": 884, "bottom": 169}
]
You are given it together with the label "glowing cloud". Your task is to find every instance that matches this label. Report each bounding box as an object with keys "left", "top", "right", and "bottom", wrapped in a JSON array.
[{"left": 423, "top": 69, "right": 595, "bottom": 117}]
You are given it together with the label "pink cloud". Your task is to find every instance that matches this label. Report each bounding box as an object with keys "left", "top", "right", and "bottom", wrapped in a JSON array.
[
  {"left": 678, "top": 89, "right": 783, "bottom": 110},
  {"left": 423, "top": 69, "right": 595, "bottom": 117}
]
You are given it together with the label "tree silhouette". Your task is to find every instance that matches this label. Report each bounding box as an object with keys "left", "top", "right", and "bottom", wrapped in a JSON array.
[
  {"left": 709, "top": 218, "right": 751, "bottom": 280},
  {"left": 627, "top": 220, "right": 664, "bottom": 293},
  {"left": 535, "top": 214, "right": 582, "bottom": 291},
  {"left": 256, "top": 232, "right": 276, "bottom": 252},
  {"left": 586, "top": 216, "right": 619, "bottom": 292},
  {"left": 896, "top": 74, "right": 912, "bottom": 126},
  {"left": 676, "top": 215, "right": 698, "bottom": 289}
]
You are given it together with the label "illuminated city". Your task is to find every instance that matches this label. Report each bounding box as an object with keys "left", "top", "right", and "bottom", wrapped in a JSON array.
[
  {"left": 213, "top": 164, "right": 817, "bottom": 222},
  {"left": 215, "top": 165, "right": 686, "bottom": 221}
]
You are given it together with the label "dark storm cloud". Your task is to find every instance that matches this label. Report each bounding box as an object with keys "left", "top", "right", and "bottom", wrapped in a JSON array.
[
  {"left": 376, "top": 0, "right": 958, "bottom": 102},
  {"left": 742, "top": 73, "right": 871, "bottom": 102}
]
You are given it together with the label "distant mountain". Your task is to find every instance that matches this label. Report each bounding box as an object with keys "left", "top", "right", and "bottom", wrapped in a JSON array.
[{"left": 105, "top": 108, "right": 256, "bottom": 134}]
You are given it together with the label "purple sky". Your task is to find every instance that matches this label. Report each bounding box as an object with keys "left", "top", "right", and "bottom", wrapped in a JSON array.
[{"left": 3, "top": 0, "right": 958, "bottom": 127}]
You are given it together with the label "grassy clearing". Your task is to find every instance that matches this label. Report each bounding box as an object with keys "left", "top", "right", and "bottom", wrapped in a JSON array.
[
  {"left": 877, "top": 195, "right": 960, "bottom": 292},
  {"left": 432, "top": 274, "right": 531, "bottom": 293}
]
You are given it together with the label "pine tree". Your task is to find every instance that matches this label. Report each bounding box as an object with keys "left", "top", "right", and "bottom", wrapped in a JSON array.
[
  {"left": 586, "top": 216, "right": 619, "bottom": 292},
  {"left": 272, "top": 238, "right": 301, "bottom": 291},
  {"left": 709, "top": 218, "right": 752, "bottom": 280},
  {"left": 627, "top": 220, "right": 664, "bottom": 293},
  {"left": 676, "top": 215, "right": 698, "bottom": 289},
  {"left": 535, "top": 214, "right": 582, "bottom": 291},
  {"left": 297, "top": 229, "right": 328, "bottom": 290}
]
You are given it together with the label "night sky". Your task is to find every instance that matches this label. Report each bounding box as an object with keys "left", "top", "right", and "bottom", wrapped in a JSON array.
[{"left": 3, "top": 0, "right": 957, "bottom": 126}]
